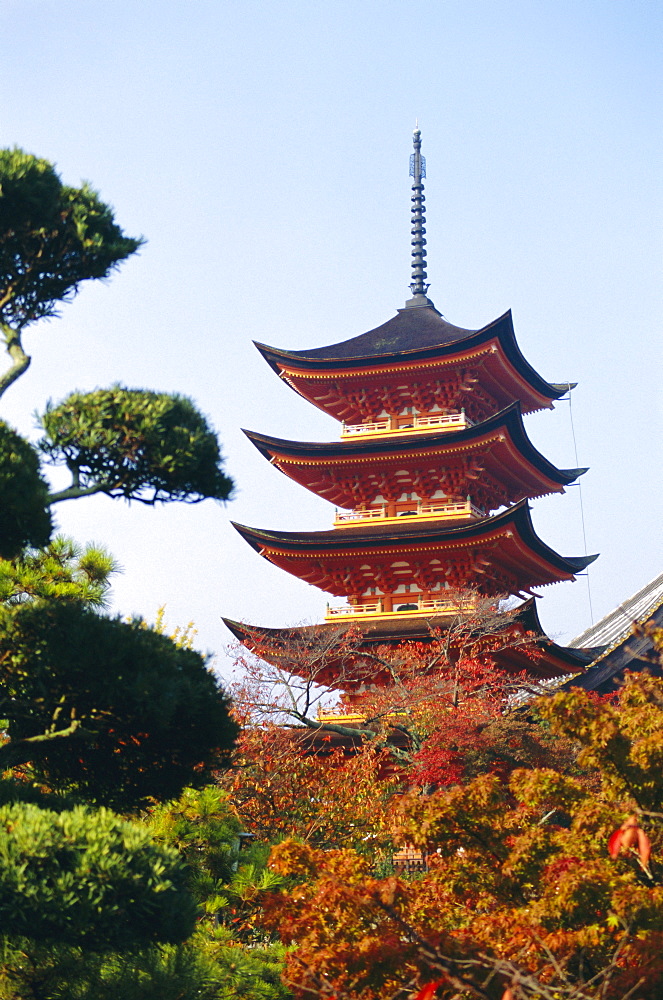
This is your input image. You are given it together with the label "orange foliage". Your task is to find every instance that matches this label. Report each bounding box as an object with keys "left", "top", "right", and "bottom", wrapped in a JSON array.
[
  {"left": 255, "top": 673, "right": 663, "bottom": 1000},
  {"left": 218, "top": 722, "right": 398, "bottom": 852}
]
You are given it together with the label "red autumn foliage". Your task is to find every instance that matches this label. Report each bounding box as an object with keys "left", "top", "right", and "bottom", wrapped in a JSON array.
[
  {"left": 608, "top": 814, "right": 651, "bottom": 868},
  {"left": 251, "top": 672, "right": 663, "bottom": 1000},
  {"left": 413, "top": 982, "right": 444, "bottom": 1000},
  {"left": 217, "top": 720, "right": 398, "bottom": 851},
  {"left": 229, "top": 602, "right": 577, "bottom": 799}
]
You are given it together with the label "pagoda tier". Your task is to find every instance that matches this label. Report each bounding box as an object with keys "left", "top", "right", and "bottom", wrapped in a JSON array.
[
  {"left": 255, "top": 309, "right": 573, "bottom": 426},
  {"left": 244, "top": 403, "right": 586, "bottom": 515},
  {"left": 223, "top": 599, "right": 594, "bottom": 686},
  {"left": 232, "top": 501, "right": 597, "bottom": 617}
]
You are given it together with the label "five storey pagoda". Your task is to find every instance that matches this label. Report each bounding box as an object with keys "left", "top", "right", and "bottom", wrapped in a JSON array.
[{"left": 225, "top": 128, "right": 596, "bottom": 680}]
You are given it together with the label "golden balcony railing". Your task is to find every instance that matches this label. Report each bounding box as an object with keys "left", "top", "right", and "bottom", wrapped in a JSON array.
[
  {"left": 316, "top": 707, "right": 367, "bottom": 725},
  {"left": 333, "top": 498, "right": 484, "bottom": 526},
  {"left": 315, "top": 706, "right": 408, "bottom": 725},
  {"left": 324, "top": 597, "right": 476, "bottom": 622},
  {"left": 340, "top": 410, "right": 473, "bottom": 439},
  {"left": 334, "top": 507, "right": 385, "bottom": 523}
]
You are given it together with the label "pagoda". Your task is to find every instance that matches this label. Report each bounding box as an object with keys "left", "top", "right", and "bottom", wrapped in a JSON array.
[{"left": 225, "top": 128, "right": 596, "bottom": 681}]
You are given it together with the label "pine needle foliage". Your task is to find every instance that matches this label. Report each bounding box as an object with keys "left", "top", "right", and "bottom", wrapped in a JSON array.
[
  {"left": 0, "top": 802, "right": 196, "bottom": 950},
  {"left": 0, "top": 147, "right": 142, "bottom": 332},
  {"left": 0, "top": 601, "right": 239, "bottom": 808},
  {"left": 0, "top": 933, "right": 290, "bottom": 1000},
  {"left": 0, "top": 536, "right": 118, "bottom": 606},
  {"left": 147, "top": 786, "right": 242, "bottom": 893},
  {"left": 40, "top": 385, "right": 234, "bottom": 504},
  {"left": 0, "top": 421, "right": 51, "bottom": 557}
]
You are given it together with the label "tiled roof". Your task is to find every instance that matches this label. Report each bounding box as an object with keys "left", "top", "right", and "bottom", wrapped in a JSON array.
[
  {"left": 243, "top": 403, "right": 587, "bottom": 487},
  {"left": 265, "top": 304, "right": 475, "bottom": 360},
  {"left": 255, "top": 309, "right": 570, "bottom": 397},
  {"left": 569, "top": 572, "right": 663, "bottom": 651}
]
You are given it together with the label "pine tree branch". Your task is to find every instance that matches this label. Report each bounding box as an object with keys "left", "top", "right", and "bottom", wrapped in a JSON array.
[
  {"left": 47, "top": 482, "right": 111, "bottom": 503},
  {"left": 0, "top": 721, "right": 95, "bottom": 770},
  {"left": 0, "top": 324, "right": 31, "bottom": 398}
]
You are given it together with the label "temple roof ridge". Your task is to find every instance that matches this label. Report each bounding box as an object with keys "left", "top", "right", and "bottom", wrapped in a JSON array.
[
  {"left": 252, "top": 306, "right": 482, "bottom": 366},
  {"left": 569, "top": 571, "right": 663, "bottom": 651}
]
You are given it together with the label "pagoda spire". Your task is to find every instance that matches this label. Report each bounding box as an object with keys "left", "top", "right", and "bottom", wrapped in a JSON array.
[{"left": 406, "top": 123, "right": 434, "bottom": 309}]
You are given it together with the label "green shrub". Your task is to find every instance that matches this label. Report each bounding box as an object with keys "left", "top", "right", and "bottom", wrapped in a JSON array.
[{"left": 0, "top": 802, "right": 197, "bottom": 950}]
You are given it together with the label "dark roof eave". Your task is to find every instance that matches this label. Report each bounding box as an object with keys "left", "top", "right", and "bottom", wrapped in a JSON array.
[
  {"left": 231, "top": 501, "right": 599, "bottom": 577},
  {"left": 562, "top": 603, "right": 663, "bottom": 692},
  {"left": 254, "top": 310, "right": 569, "bottom": 403},
  {"left": 242, "top": 404, "right": 586, "bottom": 488},
  {"left": 223, "top": 615, "right": 590, "bottom": 670}
]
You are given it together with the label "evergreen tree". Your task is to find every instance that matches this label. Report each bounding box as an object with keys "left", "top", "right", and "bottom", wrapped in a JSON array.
[
  {"left": 0, "top": 421, "right": 52, "bottom": 557},
  {"left": 0, "top": 600, "right": 238, "bottom": 809},
  {"left": 0, "top": 147, "right": 141, "bottom": 397},
  {"left": 0, "top": 147, "right": 291, "bottom": 999},
  {"left": 40, "top": 385, "right": 233, "bottom": 506}
]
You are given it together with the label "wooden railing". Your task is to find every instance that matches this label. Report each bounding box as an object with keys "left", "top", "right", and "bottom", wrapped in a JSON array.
[
  {"left": 324, "top": 597, "right": 475, "bottom": 621},
  {"left": 334, "top": 507, "right": 385, "bottom": 522},
  {"left": 316, "top": 706, "right": 408, "bottom": 724},
  {"left": 341, "top": 418, "right": 390, "bottom": 436},
  {"left": 325, "top": 602, "right": 382, "bottom": 617},
  {"left": 416, "top": 597, "right": 476, "bottom": 613},
  {"left": 340, "top": 411, "right": 472, "bottom": 438},
  {"left": 334, "top": 499, "right": 484, "bottom": 525},
  {"left": 316, "top": 707, "right": 367, "bottom": 724},
  {"left": 418, "top": 499, "right": 484, "bottom": 518}
]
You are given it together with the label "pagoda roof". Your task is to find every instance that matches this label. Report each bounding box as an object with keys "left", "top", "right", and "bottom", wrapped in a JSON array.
[
  {"left": 222, "top": 598, "right": 591, "bottom": 682},
  {"left": 569, "top": 571, "right": 663, "bottom": 652},
  {"left": 232, "top": 501, "right": 598, "bottom": 596},
  {"left": 260, "top": 303, "right": 475, "bottom": 361},
  {"left": 255, "top": 308, "right": 571, "bottom": 413},
  {"left": 243, "top": 403, "right": 587, "bottom": 508}
]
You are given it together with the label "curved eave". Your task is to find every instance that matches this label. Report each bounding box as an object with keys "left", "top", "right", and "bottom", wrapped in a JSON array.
[
  {"left": 243, "top": 403, "right": 586, "bottom": 493},
  {"left": 223, "top": 618, "right": 255, "bottom": 645},
  {"left": 255, "top": 311, "right": 568, "bottom": 405},
  {"left": 498, "top": 598, "right": 593, "bottom": 670},
  {"left": 222, "top": 614, "right": 589, "bottom": 678},
  {"left": 223, "top": 617, "right": 349, "bottom": 650},
  {"left": 232, "top": 500, "right": 598, "bottom": 579}
]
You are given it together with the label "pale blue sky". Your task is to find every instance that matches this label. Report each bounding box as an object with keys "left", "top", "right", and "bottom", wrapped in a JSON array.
[{"left": 1, "top": 0, "right": 661, "bottom": 670}]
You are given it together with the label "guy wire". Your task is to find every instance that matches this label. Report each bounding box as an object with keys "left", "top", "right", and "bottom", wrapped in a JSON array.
[{"left": 566, "top": 382, "right": 594, "bottom": 623}]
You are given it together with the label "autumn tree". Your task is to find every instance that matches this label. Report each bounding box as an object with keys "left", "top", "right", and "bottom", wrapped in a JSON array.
[
  {"left": 230, "top": 598, "right": 566, "bottom": 797},
  {"left": 264, "top": 665, "right": 663, "bottom": 1000},
  {"left": 219, "top": 722, "right": 398, "bottom": 852}
]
